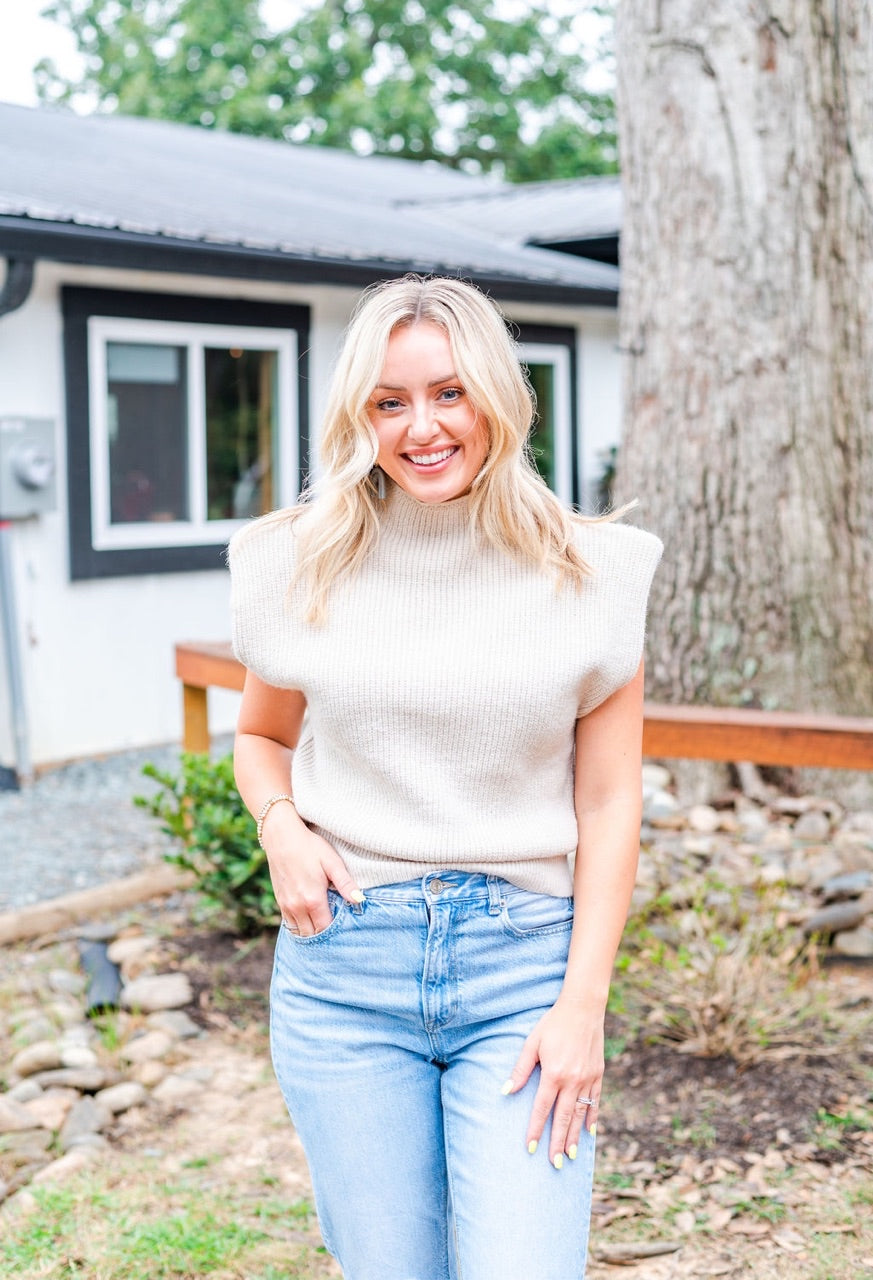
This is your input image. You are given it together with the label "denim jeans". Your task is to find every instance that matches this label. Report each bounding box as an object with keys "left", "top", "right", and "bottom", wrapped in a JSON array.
[{"left": 270, "top": 871, "right": 596, "bottom": 1280}]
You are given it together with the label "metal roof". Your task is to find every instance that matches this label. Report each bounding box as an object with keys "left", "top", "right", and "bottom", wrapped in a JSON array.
[{"left": 0, "top": 103, "right": 619, "bottom": 303}]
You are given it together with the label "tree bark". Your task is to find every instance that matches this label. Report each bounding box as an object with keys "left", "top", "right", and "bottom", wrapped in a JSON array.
[{"left": 615, "top": 1, "right": 873, "bottom": 717}]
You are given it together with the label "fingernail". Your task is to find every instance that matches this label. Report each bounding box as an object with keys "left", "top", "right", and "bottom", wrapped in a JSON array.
[
  {"left": 553, "top": 1153, "right": 563, "bottom": 1170},
  {"left": 350, "top": 890, "right": 365, "bottom": 903},
  {"left": 568, "top": 1144, "right": 577, "bottom": 1160},
  {"left": 500, "top": 1080, "right": 513, "bottom": 1096},
  {"left": 527, "top": 1140, "right": 538, "bottom": 1155},
  {"left": 590, "top": 1123, "right": 597, "bottom": 1138}
]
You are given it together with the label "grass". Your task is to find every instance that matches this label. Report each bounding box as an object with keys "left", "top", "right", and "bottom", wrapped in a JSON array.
[{"left": 0, "top": 1169, "right": 330, "bottom": 1280}]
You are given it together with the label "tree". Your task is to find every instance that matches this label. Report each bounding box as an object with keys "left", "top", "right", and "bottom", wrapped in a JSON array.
[
  {"left": 35, "top": 0, "right": 617, "bottom": 181},
  {"left": 614, "top": 3, "right": 873, "bottom": 719}
]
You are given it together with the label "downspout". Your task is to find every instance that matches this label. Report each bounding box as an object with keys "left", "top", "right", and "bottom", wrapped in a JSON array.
[{"left": 0, "top": 257, "right": 37, "bottom": 788}]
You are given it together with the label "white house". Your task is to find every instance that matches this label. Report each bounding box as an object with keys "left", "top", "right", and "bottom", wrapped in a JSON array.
[{"left": 0, "top": 103, "right": 622, "bottom": 777}]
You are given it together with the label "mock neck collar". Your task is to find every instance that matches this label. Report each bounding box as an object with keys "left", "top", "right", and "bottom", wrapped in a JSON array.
[{"left": 381, "top": 479, "right": 476, "bottom": 537}]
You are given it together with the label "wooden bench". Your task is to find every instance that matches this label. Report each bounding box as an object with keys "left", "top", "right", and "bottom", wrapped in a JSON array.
[{"left": 175, "top": 641, "right": 873, "bottom": 770}]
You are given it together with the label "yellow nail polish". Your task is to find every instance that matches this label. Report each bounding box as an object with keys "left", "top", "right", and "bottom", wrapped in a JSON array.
[
  {"left": 568, "top": 1144, "right": 577, "bottom": 1160},
  {"left": 500, "top": 1080, "right": 513, "bottom": 1096},
  {"left": 527, "top": 1140, "right": 538, "bottom": 1154},
  {"left": 590, "top": 1123, "right": 597, "bottom": 1138},
  {"left": 553, "top": 1153, "right": 563, "bottom": 1170}
]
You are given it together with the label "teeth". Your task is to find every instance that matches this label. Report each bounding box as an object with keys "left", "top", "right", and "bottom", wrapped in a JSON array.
[{"left": 407, "top": 447, "right": 456, "bottom": 466}]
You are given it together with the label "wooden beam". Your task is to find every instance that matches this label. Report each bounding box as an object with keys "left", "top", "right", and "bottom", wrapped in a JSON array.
[
  {"left": 643, "top": 703, "right": 873, "bottom": 770},
  {"left": 175, "top": 641, "right": 245, "bottom": 691}
]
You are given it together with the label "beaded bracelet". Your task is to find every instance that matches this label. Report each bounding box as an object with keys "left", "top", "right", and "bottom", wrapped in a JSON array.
[{"left": 256, "top": 793, "right": 296, "bottom": 850}]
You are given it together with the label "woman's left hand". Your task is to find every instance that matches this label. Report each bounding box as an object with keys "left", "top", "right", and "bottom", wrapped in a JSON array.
[{"left": 502, "top": 995, "right": 604, "bottom": 1167}]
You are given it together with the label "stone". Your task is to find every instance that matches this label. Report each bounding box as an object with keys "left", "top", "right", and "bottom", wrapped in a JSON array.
[
  {"left": 841, "top": 810, "right": 873, "bottom": 836},
  {"left": 821, "top": 870, "right": 873, "bottom": 902},
  {"left": 64, "top": 1132, "right": 111, "bottom": 1154},
  {"left": 803, "top": 899, "right": 872, "bottom": 936},
  {"left": 0, "top": 1096, "right": 40, "bottom": 1134},
  {"left": 58, "top": 1096, "right": 112, "bottom": 1151},
  {"left": 793, "top": 810, "right": 832, "bottom": 842},
  {"left": 6, "top": 1080, "right": 42, "bottom": 1104},
  {"left": 107, "top": 935, "right": 155, "bottom": 966},
  {"left": 60, "top": 1045, "right": 99, "bottom": 1070},
  {"left": 756, "top": 858, "right": 788, "bottom": 886},
  {"left": 48, "top": 969, "right": 86, "bottom": 997},
  {"left": 31, "top": 1067, "right": 110, "bottom": 1093},
  {"left": 131, "top": 1060, "right": 167, "bottom": 1088},
  {"left": 120, "top": 1030, "right": 175, "bottom": 1064},
  {"left": 30, "top": 1147, "right": 100, "bottom": 1185},
  {"left": 12, "top": 1014, "right": 57, "bottom": 1046},
  {"left": 642, "top": 763, "right": 673, "bottom": 791},
  {"left": 151, "top": 1073, "right": 203, "bottom": 1106},
  {"left": 9, "top": 1040, "right": 63, "bottom": 1079},
  {"left": 22, "top": 1089, "right": 78, "bottom": 1132},
  {"left": 735, "top": 806, "right": 769, "bottom": 839},
  {"left": 760, "top": 826, "right": 793, "bottom": 851},
  {"left": 687, "top": 804, "right": 720, "bottom": 834},
  {"left": 832, "top": 926, "right": 873, "bottom": 958},
  {"left": 1, "top": 1130, "right": 53, "bottom": 1162},
  {"left": 121, "top": 973, "right": 193, "bottom": 1013},
  {"left": 681, "top": 835, "right": 714, "bottom": 858},
  {"left": 643, "top": 790, "right": 680, "bottom": 822},
  {"left": 799, "top": 849, "right": 845, "bottom": 890},
  {"left": 96, "top": 1081, "right": 149, "bottom": 1114},
  {"left": 147, "top": 1010, "right": 202, "bottom": 1040}
]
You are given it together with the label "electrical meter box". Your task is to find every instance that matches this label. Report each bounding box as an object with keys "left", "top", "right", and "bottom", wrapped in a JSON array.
[{"left": 0, "top": 418, "right": 57, "bottom": 518}]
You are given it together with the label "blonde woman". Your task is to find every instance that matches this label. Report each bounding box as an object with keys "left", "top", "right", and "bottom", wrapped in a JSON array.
[{"left": 229, "top": 275, "right": 661, "bottom": 1280}]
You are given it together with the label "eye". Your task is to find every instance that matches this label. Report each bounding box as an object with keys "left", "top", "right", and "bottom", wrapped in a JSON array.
[
  {"left": 438, "top": 387, "right": 464, "bottom": 403},
  {"left": 374, "top": 396, "right": 403, "bottom": 412}
]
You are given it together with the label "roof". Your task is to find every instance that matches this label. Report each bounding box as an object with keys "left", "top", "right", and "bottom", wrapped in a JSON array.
[{"left": 0, "top": 103, "right": 619, "bottom": 304}]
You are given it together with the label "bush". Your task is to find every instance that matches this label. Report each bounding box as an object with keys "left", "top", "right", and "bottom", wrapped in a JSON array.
[{"left": 135, "top": 753, "right": 278, "bottom": 934}]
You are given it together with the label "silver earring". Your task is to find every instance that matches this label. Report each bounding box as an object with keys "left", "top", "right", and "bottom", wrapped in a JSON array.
[{"left": 370, "top": 466, "right": 387, "bottom": 500}]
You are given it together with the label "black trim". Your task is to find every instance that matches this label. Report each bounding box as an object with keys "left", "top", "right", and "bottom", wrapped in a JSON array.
[
  {"left": 62, "top": 286, "right": 310, "bottom": 580},
  {"left": 516, "top": 324, "right": 580, "bottom": 508},
  {"left": 1, "top": 218, "right": 618, "bottom": 308}
]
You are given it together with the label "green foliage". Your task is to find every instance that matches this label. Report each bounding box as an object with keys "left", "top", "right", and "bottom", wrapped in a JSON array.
[
  {"left": 36, "top": 0, "right": 616, "bottom": 181},
  {"left": 135, "top": 752, "right": 278, "bottom": 934}
]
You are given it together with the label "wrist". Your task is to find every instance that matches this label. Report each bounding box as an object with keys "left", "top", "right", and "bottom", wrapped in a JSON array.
[{"left": 256, "top": 793, "right": 297, "bottom": 849}]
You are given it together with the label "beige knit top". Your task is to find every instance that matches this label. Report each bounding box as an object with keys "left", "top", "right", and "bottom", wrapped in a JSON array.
[{"left": 229, "top": 484, "right": 662, "bottom": 896}]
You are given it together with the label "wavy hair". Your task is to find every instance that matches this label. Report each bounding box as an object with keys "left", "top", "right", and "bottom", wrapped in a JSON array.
[{"left": 254, "top": 274, "right": 613, "bottom": 623}]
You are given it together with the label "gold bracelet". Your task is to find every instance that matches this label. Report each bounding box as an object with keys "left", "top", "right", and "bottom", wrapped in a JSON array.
[{"left": 256, "top": 793, "right": 295, "bottom": 849}]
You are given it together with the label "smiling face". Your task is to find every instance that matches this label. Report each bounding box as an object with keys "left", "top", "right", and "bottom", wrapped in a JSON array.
[{"left": 368, "top": 321, "right": 489, "bottom": 504}]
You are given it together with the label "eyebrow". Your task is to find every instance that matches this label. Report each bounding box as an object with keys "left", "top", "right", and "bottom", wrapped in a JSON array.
[{"left": 374, "top": 373, "right": 459, "bottom": 391}]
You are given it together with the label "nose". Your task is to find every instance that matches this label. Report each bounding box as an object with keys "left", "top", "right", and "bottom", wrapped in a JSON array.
[{"left": 406, "top": 400, "right": 440, "bottom": 444}]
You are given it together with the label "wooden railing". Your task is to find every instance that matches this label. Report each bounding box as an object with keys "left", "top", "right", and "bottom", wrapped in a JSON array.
[{"left": 175, "top": 642, "right": 873, "bottom": 771}]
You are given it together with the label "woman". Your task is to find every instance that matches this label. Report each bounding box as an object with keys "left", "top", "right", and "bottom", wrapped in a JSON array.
[{"left": 229, "top": 275, "right": 661, "bottom": 1280}]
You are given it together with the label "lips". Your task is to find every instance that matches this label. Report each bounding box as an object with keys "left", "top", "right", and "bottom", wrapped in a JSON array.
[{"left": 404, "top": 446, "right": 459, "bottom": 468}]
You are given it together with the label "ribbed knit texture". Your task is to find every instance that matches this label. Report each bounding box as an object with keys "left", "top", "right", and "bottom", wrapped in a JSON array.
[{"left": 229, "top": 485, "right": 662, "bottom": 895}]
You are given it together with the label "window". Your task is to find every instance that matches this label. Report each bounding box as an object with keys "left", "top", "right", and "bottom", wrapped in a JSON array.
[
  {"left": 63, "top": 289, "right": 309, "bottom": 578},
  {"left": 516, "top": 325, "right": 579, "bottom": 507}
]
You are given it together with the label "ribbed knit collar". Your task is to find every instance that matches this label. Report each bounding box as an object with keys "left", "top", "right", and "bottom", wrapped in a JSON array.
[{"left": 381, "top": 479, "right": 476, "bottom": 541}]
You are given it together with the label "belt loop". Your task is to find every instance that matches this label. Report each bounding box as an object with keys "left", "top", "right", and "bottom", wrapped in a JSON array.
[{"left": 486, "top": 875, "right": 502, "bottom": 915}]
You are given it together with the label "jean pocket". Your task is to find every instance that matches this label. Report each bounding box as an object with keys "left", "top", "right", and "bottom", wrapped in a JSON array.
[
  {"left": 281, "top": 889, "right": 347, "bottom": 944},
  {"left": 500, "top": 890, "right": 574, "bottom": 939}
]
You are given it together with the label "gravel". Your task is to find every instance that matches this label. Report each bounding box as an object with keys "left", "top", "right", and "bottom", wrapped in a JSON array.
[{"left": 0, "top": 738, "right": 233, "bottom": 910}]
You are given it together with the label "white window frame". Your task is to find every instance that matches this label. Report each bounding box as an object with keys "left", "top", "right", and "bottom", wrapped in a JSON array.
[
  {"left": 518, "top": 342, "right": 574, "bottom": 506},
  {"left": 87, "top": 316, "right": 298, "bottom": 550}
]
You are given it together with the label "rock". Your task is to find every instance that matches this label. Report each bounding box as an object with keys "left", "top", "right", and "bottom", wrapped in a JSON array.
[
  {"left": 760, "top": 826, "right": 793, "bottom": 851},
  {"left": 22, "top": 1089, "right": 78, "bottom": 1132},
  {"left": 96, "top": 1081, "right": 149, "bottom": 1114},
  {"left": 48, "top": 969, "right": 86, "bottom": 997},
  {"left": 644, "top": 790, "right": 681, "bottom": 822},
  {"left": 0, "top": 1096, "right": 41, "bottom": 1134},
  {"left": 735, "top": 805, "right": 769, "bottom": 839},
  {"left": 841, "top": 810, "right": 873, "bottom": 836},
  {"left": 107, "top": 935, "right": 155, "bottom": 966},
  {"left": 131, "top": 1060, "right": 167, "bottom": 1088},
  {"left": 821, "top": 870, "right": 873, "bottom": 901},
  {"left": 60, "top": 1045, "right": 98, "bottom": 1070},
  {"left": 64, "top": 1132, "right": 110, "bottom": 1153},
  {"left": 6, "top": 1080, "right": 43, "bottom": 1104},
  {"left": 31, "top": 1067, "right": 110, "bottom": 1092},
  {"left": 642, "top": 763, "right": 673, "bottom": 791},
  {"left": 151, "top": 1073, "right": 203, "bottom": 1106},
  {"left": 47, "top": 1000, "right": 86, "bottom": 1027},
  {"left": 681, "top": 835, "right": 714, "bottom": 858},
  {"left": 58, "top": 1096, "right": 112, "bottom": 1151},
  {"left": 1, "top": 1130, "right": 53, "bottom": 1162},
  {"left": 803, "top": 898, "right": 872, "bottom": 936},
  {"left": 756, "top": 858, "right": 788, "bottom": 886},
  {"left": 121, "top": 973, "right": 193, "bottom": 1013},
  {"left": 9, "top": 1040, "right": 63, "bottom": 1078},
  {"left": 687, "top": 804, "right": 720, "bottom": 834},
  {"left": 832, "top": 926, "right": 873, "bottom": 957},
  {"left": 793, "top": 810, "right": 832, "bottom": 842},
  {"left": 11, "top": 1013, "right": 57, "bottom": 1046},
  {"left": 147, "top": 1010, "right": 202, "bottom": 1040},
  {"left": 30, "top": 1147, "right": 100, "bottom": 1185},
  {"left": 798, "top": 849, "right": 845, "bottom": 890},
  {"left": 120, "top": 1030, "right": 175, "bottom": 1064}
]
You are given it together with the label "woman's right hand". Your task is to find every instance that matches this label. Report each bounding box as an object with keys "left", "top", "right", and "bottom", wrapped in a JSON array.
[{"left": 261, "top": 804, "right": 364, "bottom": 936}]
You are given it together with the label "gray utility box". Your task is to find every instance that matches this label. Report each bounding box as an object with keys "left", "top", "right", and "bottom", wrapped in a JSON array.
[{"left": 0, "top": 418, "right": 57, "bottom": 518}]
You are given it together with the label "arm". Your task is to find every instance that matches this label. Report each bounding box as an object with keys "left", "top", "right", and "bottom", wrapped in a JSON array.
[
  {"left": 234, "top": 671, "right": 364, "bottom": 936},
  {"left": 503, "top": 660, "right": 645, "bottom": 1166}
]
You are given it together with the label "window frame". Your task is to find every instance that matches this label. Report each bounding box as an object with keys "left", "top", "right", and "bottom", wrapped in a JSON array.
[
  {"left": 515, "top": 324, "right": 580, "bottom": 508},
  {"left": 63, "top": 287, "right": 310, "bottom": 580}
]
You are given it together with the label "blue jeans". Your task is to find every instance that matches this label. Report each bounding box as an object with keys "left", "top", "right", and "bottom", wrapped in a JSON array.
[{"left": 270, "top": 871, "right": 596, "bottom": 1280}]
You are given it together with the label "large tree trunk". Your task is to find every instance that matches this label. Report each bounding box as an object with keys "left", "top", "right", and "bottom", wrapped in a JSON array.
[{"left": 615, "top": 2, "right": 873, "bottom": 718}]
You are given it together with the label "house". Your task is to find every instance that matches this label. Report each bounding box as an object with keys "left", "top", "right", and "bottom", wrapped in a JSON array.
[{"left": 0, "top": 102, "right": 622, "bottom": 775}]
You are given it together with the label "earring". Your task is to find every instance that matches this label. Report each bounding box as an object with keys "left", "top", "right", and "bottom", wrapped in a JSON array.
[{"left": 370, "top": 466, "right": 387, "bottom": 500}]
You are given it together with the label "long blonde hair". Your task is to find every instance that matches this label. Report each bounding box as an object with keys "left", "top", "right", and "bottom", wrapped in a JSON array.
[{"left": 261, "top": 275, "right": 605, "bottom": 622}]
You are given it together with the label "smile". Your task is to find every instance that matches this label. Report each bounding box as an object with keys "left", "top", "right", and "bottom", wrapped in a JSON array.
[{"left": 404, "top": 446, "right": 459, "bottom": 468}]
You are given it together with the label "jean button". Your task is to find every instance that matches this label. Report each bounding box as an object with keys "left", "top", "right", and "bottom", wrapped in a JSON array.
[{"left": 429, "top": 878, "right": 446, "bottom": 895}]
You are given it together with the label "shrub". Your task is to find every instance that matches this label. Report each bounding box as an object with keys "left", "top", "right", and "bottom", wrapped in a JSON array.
[{"left": 135, "top": 753, "right": 278, "bottom": 934}]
